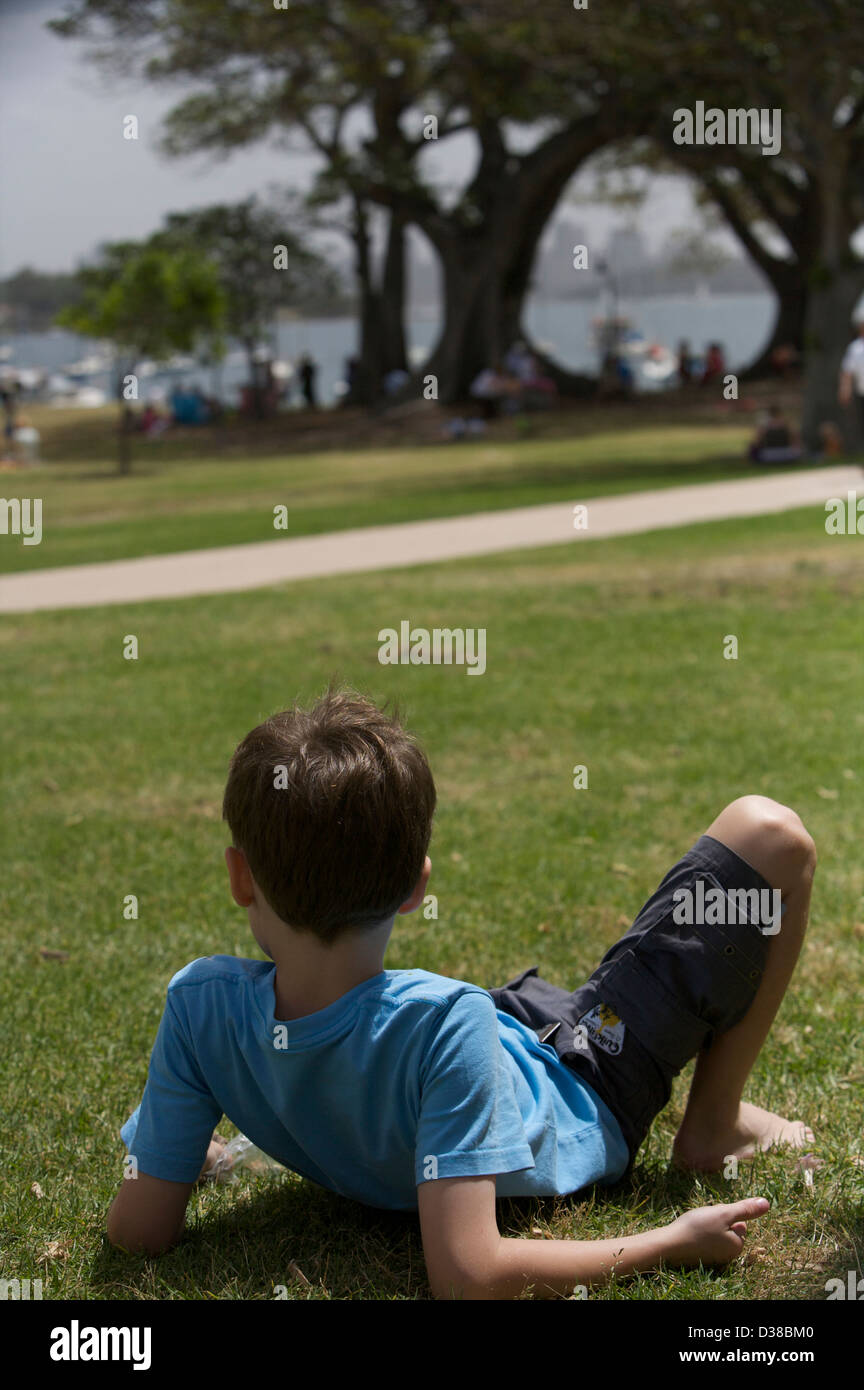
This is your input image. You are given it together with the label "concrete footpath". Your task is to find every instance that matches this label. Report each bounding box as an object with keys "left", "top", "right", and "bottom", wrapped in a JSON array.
[{"left": 1, "top": 464, "right": 860, "bottom": 614}]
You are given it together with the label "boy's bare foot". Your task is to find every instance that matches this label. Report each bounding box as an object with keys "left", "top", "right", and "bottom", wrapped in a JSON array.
[{"left": 672, "top": 1102, "right": 816, "bottom": 1172}]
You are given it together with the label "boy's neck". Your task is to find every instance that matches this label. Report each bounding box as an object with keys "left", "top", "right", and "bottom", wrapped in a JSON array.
[
  {"left": 266, "top": 917, "right": 393, "bottom": 1022},
  {"left": 272, "top": 960, "right": 386, "bottom": 1021}
]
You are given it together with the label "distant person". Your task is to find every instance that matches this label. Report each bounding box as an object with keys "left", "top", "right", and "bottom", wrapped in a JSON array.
[
  {"left": 298, "top": 354, "right": 319, "bottom": 409},
  {"left": 504, "top": 340, "right": 532, "bottom": 379},
  {"left": 598, "top": 349, "right": 620, "bottom": 398},
  {"left": 505, "top": 341, "right": 555, "bottom": 393},
  {"left": 469, "top": 362, "right": 520, "bottom": 419},
  {"left": 748, "top": 406, "right": 803, "bottom": 464},
  {"left": 341, "top": 356, "right": 361, "bottom": 406},
  {"left": 169, "top": 385, "right": 188, "bottom": 425},
  {"left": 615, "top": 354, "right": 635, "bottom": 395},
  {"left": 677, "top": 339, "right": 695, "bottom": 386},
  {"left": 139, "top": 403, "right": 156, "bottom": 434},
  {"left": 701, "top": 342, "right": 727, "bottom": 387},
  {"left": 817, "top": 421, "right": 844, "bottom": 459},
  {"left": 1, "top": 375, "right": 20, "bottom": 443},
  {"left": 383, "top": 367, "right": 410, "bottom": 397},
  {"left": 344, "top": 356, "right": 359, "bottom": 400},
  {"left": 770, "top": 342, "right": 799, "bottom": 379},
  {"left": 838, "top": 320, "right": 864, "bottom": 439},
  {"left": 508, "top": 345, "right": 558, "bottom": 407},
  {"left": 12, "top": 417, "right": 40, "bottom": 465},
  {"left": 191, "top": 387, "right": 212, "bottom": 425}
]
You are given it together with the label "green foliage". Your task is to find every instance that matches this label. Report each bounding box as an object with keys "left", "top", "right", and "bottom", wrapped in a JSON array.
[
  {"left": 152, "top": 197, "right": 340, "bottom": 350},
  {"left": 57, "top": 242, "right": 227, "bottom": 365}
]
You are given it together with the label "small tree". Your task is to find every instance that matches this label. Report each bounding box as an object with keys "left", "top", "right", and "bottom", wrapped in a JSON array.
[{"left": 57, "top": 242, "right": 226, "bottom": 473}]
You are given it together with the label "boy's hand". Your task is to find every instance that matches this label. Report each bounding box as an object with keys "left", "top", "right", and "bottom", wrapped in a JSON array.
[
  {"left": 197, "top": 1135, "right": 228, "bottom": 1182},
  {"left": 664, "top": 1197, "right": 770, "bottom": 1267}
]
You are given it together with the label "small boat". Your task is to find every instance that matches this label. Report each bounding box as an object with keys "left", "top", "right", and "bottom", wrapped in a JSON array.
[
  {"left": 46, "top": 373, "right": 76, "bottom": 396},
  {"left": 593, "top": 316, "right": 676, "bottom": 387},
  {"left": 68, "top": 386, "right": 109, "bottom": 408},
  {"left": 64, "top": 353, "right": 111, "bottom": 379},
  {"left": 640, "top": 344, "right": 677, "bottom": 382}
]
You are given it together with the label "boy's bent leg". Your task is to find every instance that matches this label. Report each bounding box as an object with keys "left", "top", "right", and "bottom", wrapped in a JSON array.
[{"left": 672, "top": 796, "right": 817, "bottom": 1170}]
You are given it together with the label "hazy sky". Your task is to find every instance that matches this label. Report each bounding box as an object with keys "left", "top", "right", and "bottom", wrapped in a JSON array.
[{"left": 1, "top": 0, "right": 707, "bottom": 278}]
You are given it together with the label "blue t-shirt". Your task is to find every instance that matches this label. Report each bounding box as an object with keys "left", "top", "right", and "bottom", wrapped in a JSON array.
[{"left": 121, "top": 956, "right": 629, "bottom": 1210}]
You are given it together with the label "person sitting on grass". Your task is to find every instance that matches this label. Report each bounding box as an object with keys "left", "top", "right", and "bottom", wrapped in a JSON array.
[
  {"left": 107, "top": 690, "right": 816, "bottom": 1300},
  {"left": 469, "top": 361, "right": 521, "bottom": 419},
  {"left": 748, "top": 405, "right": 804, "bottom": 464}
]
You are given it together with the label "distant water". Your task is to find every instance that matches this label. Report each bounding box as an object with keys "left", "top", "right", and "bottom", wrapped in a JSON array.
[{"left": 1, "top": 291, "right": 775, "bottom": 406}]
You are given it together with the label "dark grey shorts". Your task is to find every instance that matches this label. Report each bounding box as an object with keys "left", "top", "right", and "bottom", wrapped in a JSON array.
[{"left": 488, "top": 834, "right": 774, "bottom": 1165}]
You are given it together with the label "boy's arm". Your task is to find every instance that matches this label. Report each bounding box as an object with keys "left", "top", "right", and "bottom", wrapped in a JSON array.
[
  {"left": 107, "top": 1136, "right": 225, "bottom": 1255},
  {"left": 110, "top": 981, "right": 225, "bottom": 1253},
  {"left": 418, "top": 1175, "right": 770, "bottom": 1300},
  {"left": 106, "top": 1172, "right": 197, "bottom": 1255}
]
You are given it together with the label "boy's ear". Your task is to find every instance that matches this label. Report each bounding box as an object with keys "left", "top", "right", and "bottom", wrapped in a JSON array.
[
  {"left": 397, "top": 856, "right": 432, "bottom": 915},
  {"left": 225, "top": 846, "right": 255, "bottom": 907}
]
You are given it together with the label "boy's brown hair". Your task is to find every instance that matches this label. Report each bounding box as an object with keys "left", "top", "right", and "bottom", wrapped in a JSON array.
[{"left": 222, "top": 689, "right": 436, "bottom": 943}]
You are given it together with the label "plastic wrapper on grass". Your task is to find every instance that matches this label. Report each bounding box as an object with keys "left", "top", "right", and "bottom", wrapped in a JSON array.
[{"left": 209, "top": 1135, "right": 285, "bottom": 1183}]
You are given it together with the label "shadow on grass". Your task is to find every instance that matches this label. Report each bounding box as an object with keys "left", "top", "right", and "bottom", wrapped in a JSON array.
[
  {"left": 87, "top": 1178, "right": 429, "bottom": 1301},
  {"left": 72, "top": 1152, "right": 864, "bottom": 1302}
]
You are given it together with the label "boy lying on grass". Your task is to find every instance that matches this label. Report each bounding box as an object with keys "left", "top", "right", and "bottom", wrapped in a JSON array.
[{"left": 108, "top": 690, "right": 816, "bottom": 1299}]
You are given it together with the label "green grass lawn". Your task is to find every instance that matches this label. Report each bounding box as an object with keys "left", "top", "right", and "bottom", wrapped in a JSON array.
[
  {"left": 0, "top": 404, "right": 803, "bottom": 575},
  {"left": 1, "top": 504, "right": 862, "bottom": 1300}
]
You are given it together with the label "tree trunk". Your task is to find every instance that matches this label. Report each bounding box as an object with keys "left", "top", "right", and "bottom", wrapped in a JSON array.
[
  {"left": 740, "top": 273, "right": 807, "bottom": 380},
  {"left": 422, "top": 248, "right": 522, "bottom": 402},
  {"left": 801, "top": 262, "right": 864, "bottom": 452},
  {"left": 350, "top": 196, "right": 383, "bottom": 406},
  {"left": 117, "top": 401, "right": 133, "bottom": 476},
  {"left": 693, "top": 167, "right": 814, "bottom": 380},
  {"left": 424, "top": 220, "right": 596, "bottom": 402},
  {"left": 800, "top": 147, "right": 864, "bottom": 451},
  {"left": 415, "top": 120, "right": 614, "bottom": 401},
  {"left": 379, "top": 209, "right": 407, "bottom": 377}
]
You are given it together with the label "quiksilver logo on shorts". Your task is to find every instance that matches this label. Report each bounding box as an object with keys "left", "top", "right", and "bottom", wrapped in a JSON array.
[{"left": 577, "top": 1003, "right": 626, "bottom": 1056}]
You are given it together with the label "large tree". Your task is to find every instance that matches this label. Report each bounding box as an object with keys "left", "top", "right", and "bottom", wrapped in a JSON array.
[
  {"left": 668, "top": 0, "right": 864, "bottom": 447},
  {"left": 55, "top": 0, "right": 864, "bottom": 422},
  {"left": 508, "top": 0, "right": 864, "bottom": 443},
  {"left": 51, "top": 1, "right": 667, "bottom": 400},
  {"left": 51, "top": 1, "right": 461, "bottom": 396}
]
